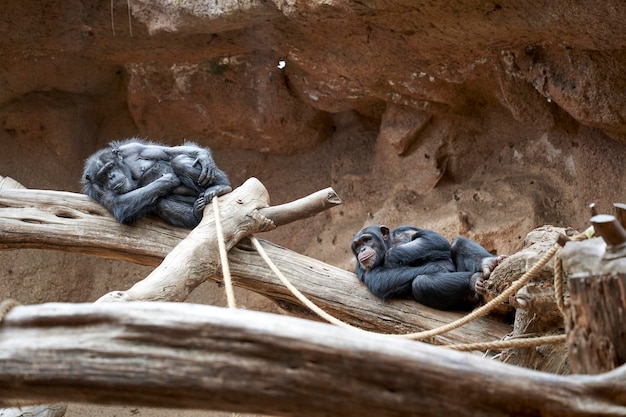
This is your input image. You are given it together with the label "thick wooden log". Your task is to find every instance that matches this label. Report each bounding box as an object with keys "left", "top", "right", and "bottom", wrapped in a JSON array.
[
  {"left": 485, "top": 226, "right": 573, "bottom": 374},
  {"left": 0, "top": 405, "right": 67, "bottom": 417},
  {"left": 561, "top": 236, "right": 626, "bottom": 374},
  {"left": 1, "top": 302, "right": 625, "bottom": 417},
  {"left": 0, "top": 180, "right": 510, "bottom": 344},
  {"left": 568, "top": 272, "right": 626, "bottom": 374},
  {"left": 0, "top": 179, "right": 341, "bottom": 265}
]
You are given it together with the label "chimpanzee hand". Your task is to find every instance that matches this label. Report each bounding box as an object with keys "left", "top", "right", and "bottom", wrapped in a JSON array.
[
  {"left": 192, "top": 184, "right": 233, "bottom": 216},
  {"left": 193, "top": 188, "right": 219, "bottom": 214},
  {"left": 193, "top": 195, "right": 212, "bottom": 217},
  {"left": 157, "top": 173, "right": 181, "bottom": 189},
  {"left": 193, "top": 152, "right": 216, "bottom": 186}
]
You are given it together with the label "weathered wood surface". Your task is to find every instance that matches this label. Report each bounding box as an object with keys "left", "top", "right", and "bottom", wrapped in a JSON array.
[
  {"left": 1, "top": 302, "right": 624, "bottom": 417},
  {"left": 95, "top": 177, "right": 277, "bottom": 303},
  {"left": 0, "top": 180, "right": 510, "bottom": 345},
  {"left": 0, "top": 180, "right": 340, "bottom": 265},
  {"left": 0, "top": 404, "right": 67, "bottom": 417},
  {"left": 486, "top": 226, "right": 573, "bottom": 374},
  {"left": 561, "top": 237, "right": 626, "bottom": 374}
]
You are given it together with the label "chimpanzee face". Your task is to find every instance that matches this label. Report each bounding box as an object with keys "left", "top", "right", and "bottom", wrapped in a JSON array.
[
  {"left": 96, "top": 160, "right": 134, "bottom": 193},
  {"left": 351, "top": 225, "right": 390, "bottom": 270}
]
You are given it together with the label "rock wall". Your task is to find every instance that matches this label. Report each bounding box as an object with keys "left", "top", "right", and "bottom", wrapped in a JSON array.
[
  {"left": 1, "top": 0, "right": 626, "bottom": 318},
  {"left": 2, "top": 1, "right": 626, "bottom": 415}
]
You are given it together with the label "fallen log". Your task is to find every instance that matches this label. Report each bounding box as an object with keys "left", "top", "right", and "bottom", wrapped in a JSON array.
[
  {"left": 0, "top": 302, "right": 624, "bottom": 417},
  {"left": 0, "top": 178, "right": 510, "bottom": 344}
]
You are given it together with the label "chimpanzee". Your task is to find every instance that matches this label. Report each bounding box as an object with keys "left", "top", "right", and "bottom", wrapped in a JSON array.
[
  {"left": 82, "top": 138, "right": 231, "bottom": 228},
  {"left": 350, "top": 225, "right": 504, "bottom": 311}
]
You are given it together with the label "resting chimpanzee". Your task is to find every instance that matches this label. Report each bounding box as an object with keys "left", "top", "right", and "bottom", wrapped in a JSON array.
[
  {"left": 82, "top": 139, "right": 231, "bottom": 228},
  {"left": 112, "top": 139, "right": 232, "bottom": 214},
  {"left": 350, "top": 225, "right": 504, "bottom": 311}
]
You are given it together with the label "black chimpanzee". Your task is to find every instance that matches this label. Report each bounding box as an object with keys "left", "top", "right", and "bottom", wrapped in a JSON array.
[
  {"left": 82, "top": 138, "right": 231, "bottom": 228},
  {"left": 350, "top": 225, "right": 504, "bottom": 311}
]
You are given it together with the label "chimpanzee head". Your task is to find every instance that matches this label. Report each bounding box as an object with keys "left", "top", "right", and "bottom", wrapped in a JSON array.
[
  {"left": 350, "top": 225, "right": 391, "bottom": 270},
  {"left": 389, "top": 225, "right": 422, "bottom": 246},
  {"left": 82, "top": 150, "right": 135, "bottom": 195}
]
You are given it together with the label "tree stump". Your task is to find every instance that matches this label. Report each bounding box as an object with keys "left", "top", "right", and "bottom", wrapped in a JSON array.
[{"left": 561, "top": 213, "right": 626, "bottom": 374}]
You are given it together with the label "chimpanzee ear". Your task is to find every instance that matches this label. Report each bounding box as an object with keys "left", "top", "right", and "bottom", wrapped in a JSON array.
[{"left": 380, "top": 225, "right": 390, "bottom": 241}]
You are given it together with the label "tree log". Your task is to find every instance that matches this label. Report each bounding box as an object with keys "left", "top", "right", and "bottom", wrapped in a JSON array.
[
  {"left": 0, "top": 179, "right": 340, "bottom": 265},
  {"left": 0, "top": 179, "right": 510, "bottom": 344},
  {"left": 561, "top": 236, "right": 626, "bottom": 374},
  {"left": 0, "top": 302, "right": 624, "bottom": 417},
  {"left": 485, "top": 226, "right": 573, "bottom": 374}
]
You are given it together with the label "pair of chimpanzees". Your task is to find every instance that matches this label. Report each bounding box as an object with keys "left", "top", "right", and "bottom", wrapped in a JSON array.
[
  {"left": 351, "top": 225, "right": 505, "bottom": 311},
  {"left": 82, "top": 139, "right": 501, "bottom": 312},
  {"left": 82, "top": 138, "right": 231, "bottom": 228}
]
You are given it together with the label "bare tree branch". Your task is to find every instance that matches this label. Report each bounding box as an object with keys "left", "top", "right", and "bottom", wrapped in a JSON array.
[
  {"left": 0, "top": 179, "right": 509, "bottom": 344},
  {"left": 0, "top": 302, "right": 623, "bottom": 417}
]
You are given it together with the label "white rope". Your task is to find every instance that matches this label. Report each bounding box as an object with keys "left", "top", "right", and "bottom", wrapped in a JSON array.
[
  {"left": 250, "top": 236, "right": 369, "bottom": 332},
  {"left": 213, "top": 196, "right": 236, "bottom": 309},
  {"left": 250, "top": 231, "right": 591, "bottom": 346}
]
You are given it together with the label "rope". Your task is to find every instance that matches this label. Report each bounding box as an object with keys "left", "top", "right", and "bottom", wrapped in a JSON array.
[
  {"left": 399, "top": 243, "right": 562, "bottom": 340},
  {"left": 0, "top": 299, "right": 20, "bottom": 324},
  {"left": 213, "top": 196, "right": 236, "bottom": 309},
  {"left": 554, "top": 256, "right": 566, "bottom": 317},
  {"left": 250, "top": 236, "right": 368, "bottom": 332},
  {"left": 449, "top": 334, "right": 566, "bottom": 352},
  {"left": 250, "top": 230, "right": 591, "bottom": 347},
  {"left": 398, "top": 230, "right": 591, "bottom": 340}
]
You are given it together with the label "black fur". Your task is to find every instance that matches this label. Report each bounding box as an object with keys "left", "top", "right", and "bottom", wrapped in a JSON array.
[
  {"left": 351, "top": 225, "right": 495, "bottom": 311},
  {"left": 82, "top": 138, "right": 231, "bottom": 228}
]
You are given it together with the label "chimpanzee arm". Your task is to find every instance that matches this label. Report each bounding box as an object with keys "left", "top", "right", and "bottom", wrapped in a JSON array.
[
  {"left": 361, "top": 263, "right": 452, "bottom": 300},
  {"left": 411, "top": 271, "right": 477, "bottom": 311},
  {"left": 112, "top": 139, "right": 170, "bottom": 163},
  {"left": 115, "top": 140, "right": 217, "bottom": 185},
  {"left": 100, "top": 174, "right": 180, "bottom": 224},
  {"left": 168, "top": 143, "right": 216, "bottom": 186},
  {"left": 386, "top": 229, "right": 454, "bottom": 268}
]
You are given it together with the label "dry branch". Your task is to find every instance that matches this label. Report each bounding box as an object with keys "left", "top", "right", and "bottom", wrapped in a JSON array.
[
  {"left": 0, "top": 179, "right": 509, "bottom": 344},
  {"left": 0, "top": 302, "right": 624, "bottom": 417}
]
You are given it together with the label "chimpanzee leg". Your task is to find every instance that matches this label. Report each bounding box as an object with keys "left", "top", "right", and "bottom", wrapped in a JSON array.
[
  {"left": 411, "top": 272, "right": 478, "bottom": 311},
  {"left": 450, "top": 237, "right": 492, "bottom": 272},
  {"left": 451, "top": 237, "right": 507, "bottom": 294},
  {"left": 155, "top": 196, "right": 201, "bottom": 228}
]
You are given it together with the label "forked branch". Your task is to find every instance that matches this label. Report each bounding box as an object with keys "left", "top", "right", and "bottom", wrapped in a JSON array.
[{"left": 0, "top": 177, "right": 509, "bottom": 343}]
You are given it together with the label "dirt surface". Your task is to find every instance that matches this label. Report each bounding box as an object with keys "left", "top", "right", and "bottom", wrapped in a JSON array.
[{"left": 1, "top": 1, "right": 626, "bottom": 415}]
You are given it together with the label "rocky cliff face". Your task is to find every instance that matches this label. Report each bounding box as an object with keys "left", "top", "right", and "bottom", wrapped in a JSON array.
[{"left": 1, "top": 0, "right": 625, "bottom": 307}]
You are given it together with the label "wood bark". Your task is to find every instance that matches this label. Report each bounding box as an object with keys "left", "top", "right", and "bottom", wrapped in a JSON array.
[
  {"left": 568, "top": 272, "right": 626, "bottom": 374},
  {"left": 0, "top": 179, "right": 510, "bottom": 345},
  {"left": 561, "top": 236, "right": 626, "bottom": 374},
  {"left": 1, "top": 302, "right": 625, "bottom": 417},
  {"left": 485, "top": 226, "right": 573, "bottom": 374},
  {"left": 2, "top": 177, "right": 624, "bottom": 415}
]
